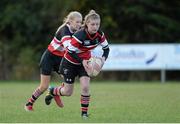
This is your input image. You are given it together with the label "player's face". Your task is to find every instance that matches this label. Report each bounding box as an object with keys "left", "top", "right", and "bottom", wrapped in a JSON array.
[
  {"left": 87, "top": 19, "right": 100, "bottom": 34},
  {"left": 70, "top": 17, "right": 82, "bottom": 32}
]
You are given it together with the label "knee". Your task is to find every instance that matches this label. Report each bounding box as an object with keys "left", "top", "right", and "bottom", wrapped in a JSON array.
[
  {"left": 39, "top": 85, "right": 48, "bottom": 92},
  {"left": 63, "top": 89, "right": 73, "bottom": 96},
  {"left": 65, "top": 92, "right": 72, "bottom": 96}
]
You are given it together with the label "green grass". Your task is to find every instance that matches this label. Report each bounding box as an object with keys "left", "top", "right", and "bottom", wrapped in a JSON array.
[{"left": 0, "top": 81, "right": 180, "bottom": 123}]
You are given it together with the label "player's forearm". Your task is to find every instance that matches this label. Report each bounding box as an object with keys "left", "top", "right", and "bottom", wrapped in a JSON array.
[{"left": 102, "top": 47, "right": 110, "bottom": 60}]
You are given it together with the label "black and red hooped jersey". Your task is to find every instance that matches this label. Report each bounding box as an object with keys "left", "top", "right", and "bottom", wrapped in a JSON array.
[
  {"left": 64, "top": 28, "right": 109, "bottom": 64},
  {"left": 48, "top": 24, "right": 73, "bottom": 57}
]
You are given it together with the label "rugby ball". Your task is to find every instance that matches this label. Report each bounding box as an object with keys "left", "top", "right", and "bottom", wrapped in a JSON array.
[{"left": 87, "top": 57, "right": 103, "bottom": 77}]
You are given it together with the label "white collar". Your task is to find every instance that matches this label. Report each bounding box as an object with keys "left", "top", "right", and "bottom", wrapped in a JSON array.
[{"left": 66, "top": 24, "right": 74, "bottom": 33}]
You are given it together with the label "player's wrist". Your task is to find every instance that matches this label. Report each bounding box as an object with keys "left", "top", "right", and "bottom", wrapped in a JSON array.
[{"left": 101, "top": 57, "right": 105, "bottom": 63}]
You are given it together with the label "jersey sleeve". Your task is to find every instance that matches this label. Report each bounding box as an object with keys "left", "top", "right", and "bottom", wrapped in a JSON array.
[
  {"left": 99, "top": 32, "right": 109, "bottom": 49},
  {"left": 99, "top": 32, "right": 110, "bottom": 60},
  {"left": 55, "top": 25, "right": 72, "bottom": 48}
]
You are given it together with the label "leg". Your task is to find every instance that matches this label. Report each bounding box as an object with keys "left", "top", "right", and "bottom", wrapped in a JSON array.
[
  {"left": 59, "top": 83, "right": 74, "bottom": 96},
  {"left": 25, "top": 74, "right": 50, "bottom": 111},
  {"left": 45, "top": 82, "right": 74, "bottom": 107},
  {"left": 45, "top": 82, "right": 75, "bottom": 107},
  {"left": 39, "top": 74, "right": 51, "bottom": 91},
  {"left": 45, "top": 67, "right": 76, "bottom": 107},
  {"left": 80, "top": 76, "right": 90, "bottom": 118},
  {"left": 45, "top": 58, "right": 77, "bottom": 107},
  {"left": 25, "top": 49, "right": 54, "bottom": 111}
]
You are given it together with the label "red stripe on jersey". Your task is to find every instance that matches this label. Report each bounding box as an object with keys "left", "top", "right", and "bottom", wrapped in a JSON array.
[
  {"left": 100, "top": 34, "right": 106, "bottom": 43},
  {"left": 53, "top": 36, "right": 71, "bottom": 45},
  {"left": 64, "top": 51, "right": 91, "bottom": 64},
  {"left": 71, "top": 37, "right": 97, "bottom": 51},
  {"left": 53, "top": 37, "right": 62, "bottom": 45},
  {"left": 61, "top": 36, "right": 71, "bottom": 44},
  {"left": 48, "top": 42, "right": 64, "bottom": 57},
  {"left": 48, "top": 45, "right": 64, "bottom": 56},
  {"left": 64, "top": 52, "right": 80, "bottom": 64},
  {"left": 79, "top": 52, "right": 91, "bottom": 60},
  {"left": 81, "top": 45, "right": 97, "bottom": 51},
  {"left": 71, "top": 37, "right": 81, "bottom": 48},
  {"left": 47, "top": 36, "right": 71, "bottom": 57}
]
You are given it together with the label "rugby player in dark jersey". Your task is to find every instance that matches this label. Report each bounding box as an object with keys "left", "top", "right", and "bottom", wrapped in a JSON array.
[
  {"left": 45, "top": 10, "right": 110, "bottom": 118},
  {"left": 24, "top": 11, "right": 82, "bottom": 111}
]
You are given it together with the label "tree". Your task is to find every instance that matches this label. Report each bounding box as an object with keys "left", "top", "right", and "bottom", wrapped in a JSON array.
[{"left": 0, "top": 0, "right": 180, "bottom": 80}]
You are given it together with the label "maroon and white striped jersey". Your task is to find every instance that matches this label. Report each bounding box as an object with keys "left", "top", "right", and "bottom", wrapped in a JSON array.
[
  {"left": 48, "top": 24, "right": 73, "bottom": 57},
  {"left": 64, "top": 28, "right": 109, "bottom": 64}
]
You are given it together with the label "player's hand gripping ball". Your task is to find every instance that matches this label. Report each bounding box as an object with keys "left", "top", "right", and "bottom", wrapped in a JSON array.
[{"left": 86, "top": 57, "right": 104, "bottom": 77}]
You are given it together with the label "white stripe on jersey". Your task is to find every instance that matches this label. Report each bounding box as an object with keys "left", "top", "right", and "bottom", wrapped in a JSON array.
[
  {"left": 84, "top": 44, "right": 98, "bottom": 48},
  {"left": 72, "top": 35, "right": 82, "bottom": 44},
  {"left": 67, "top": 43, "right": 83, "bottom": 53},
  {"left": 50, "top": 41, "right": 64, "bottom": 51},
  {"left": 100, "top": 39, "right": 108, "bottom": 48},
  {"left": 54, "top": 37, "right": 61, "bottom": 43},
  {"left": 61, "top": 36, "right": 71, "bottom": 42},
  {"left": 62, "top": 39, "right": 71, "bottom": 48},
  {"left": 50, "top": 37, "right": 64, "bottom": 51},
  {"left": 50, "top": 35, "right": 72, "bottom": 51},
  {"left": 61, "top": 35, "right": 71, "bottom": 48}
]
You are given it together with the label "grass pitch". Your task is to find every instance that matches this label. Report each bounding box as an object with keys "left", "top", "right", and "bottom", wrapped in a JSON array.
[{"left": 0, "top": 81, "right": 180, "bottom": 123}]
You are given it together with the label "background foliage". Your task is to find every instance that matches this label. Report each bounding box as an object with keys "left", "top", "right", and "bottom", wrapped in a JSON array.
[{"left": 0, "top": 0, "right": 180, "bottom": 80}]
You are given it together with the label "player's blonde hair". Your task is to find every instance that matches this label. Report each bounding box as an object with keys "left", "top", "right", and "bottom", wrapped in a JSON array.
[
  {"left": 63, "top": 11, "right": 82, "bottom": 24},
  {"left": 57, "top": 11, "right": 82, "bottom": 32},
  {"left": 83, "top": 10, "right": 101, "bottom": 28}
]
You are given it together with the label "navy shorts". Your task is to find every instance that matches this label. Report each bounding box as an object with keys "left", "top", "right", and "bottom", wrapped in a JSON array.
[
  {"left": 39, "top": 49, "right": 62, "bottom": 75},
  {"left": 59, "top": 58, "right": 89, "bottom": 84}
]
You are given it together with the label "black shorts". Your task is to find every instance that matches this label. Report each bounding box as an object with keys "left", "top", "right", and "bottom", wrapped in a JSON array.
[
  {"left": 39, "top": 49, "right": 62, "bottom": 75},
  {"left": 59, "top": 58, "right": 89, "bottom": 84}
]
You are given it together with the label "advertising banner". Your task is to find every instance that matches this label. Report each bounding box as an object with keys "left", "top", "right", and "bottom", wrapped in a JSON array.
[{"left": 91, "top": 44, "right": 180, "bottom": 70}]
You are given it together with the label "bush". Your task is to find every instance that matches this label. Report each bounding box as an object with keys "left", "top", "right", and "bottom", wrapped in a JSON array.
[{"left": 12, "top": 47, "right": 38, "bottom": 80}]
